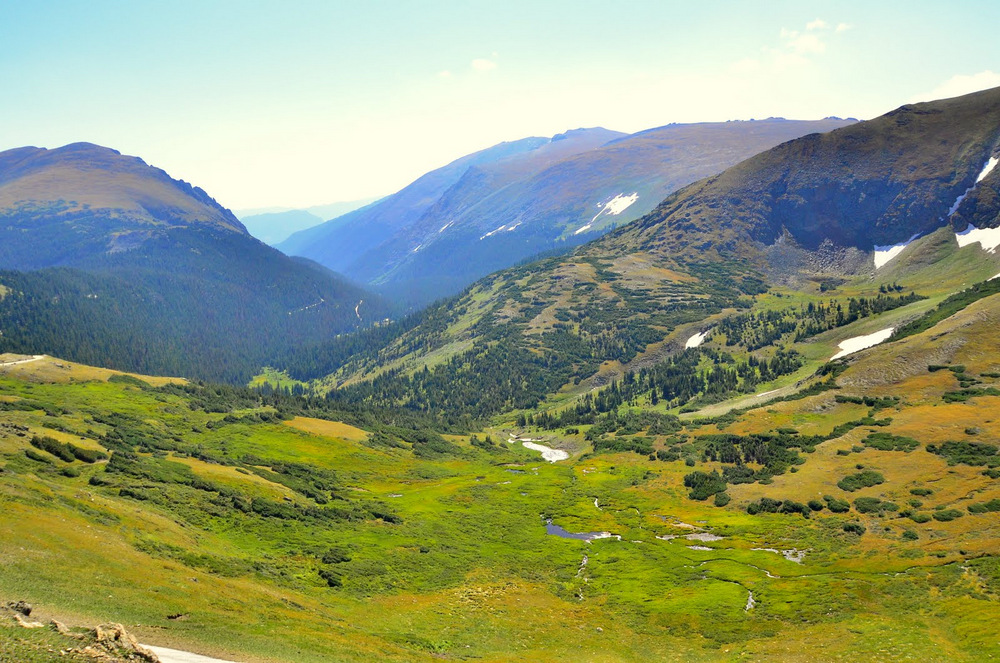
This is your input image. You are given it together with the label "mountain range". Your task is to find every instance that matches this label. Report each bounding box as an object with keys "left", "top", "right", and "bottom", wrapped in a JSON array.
[
  {"left": 278, "top": 87, "right": 1000, "bottom": 418},
  {"left": 280, "top": 118, "right": 854, "bottom": 306},
  {"left": 4, "top": 87, "right": 1000, "bottom": 663}
]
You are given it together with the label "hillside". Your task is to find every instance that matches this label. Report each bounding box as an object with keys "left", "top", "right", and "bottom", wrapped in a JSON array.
[
  {"left": 0, "top": 143, "right": 246, "bottom": 270},
  {"left": 276, "top": 87, "right": 1000, "bottom": 420},
  {"left": 5, "top": 283, "right": 1000, "bottom": 661},
  {"left": 0, "top": 143, "right": 389, "bottom": 383},
  {"left": 281, "top": 119, "right": 853, "bottom": 306}
]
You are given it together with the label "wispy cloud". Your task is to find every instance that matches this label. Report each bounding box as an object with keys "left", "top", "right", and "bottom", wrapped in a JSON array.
[
  {"left": 911, "top": 70, "right": 1000, "bottom": 103},
  {"left": 755, "top": 19, "right": 847, "bottom": 70},
  {"left": 471, "top": 58, "right": 497, "bottom": 72}
]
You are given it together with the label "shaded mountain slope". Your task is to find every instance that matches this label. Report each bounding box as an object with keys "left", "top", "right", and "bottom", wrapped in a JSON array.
[{"left": 0, "top": 143, "right": 388, "bottom": 382}]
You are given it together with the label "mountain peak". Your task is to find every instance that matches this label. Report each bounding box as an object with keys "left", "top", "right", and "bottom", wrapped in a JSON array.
[{"left": 0, "top": 142, "right": 247, "bottom": 270}]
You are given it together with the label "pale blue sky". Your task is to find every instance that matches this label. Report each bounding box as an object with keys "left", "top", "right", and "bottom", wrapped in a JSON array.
[{"left": 2, "top": 1, "right": 999, "bottom": 209}]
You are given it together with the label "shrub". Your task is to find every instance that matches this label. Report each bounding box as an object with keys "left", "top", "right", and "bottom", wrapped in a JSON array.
[
  {"left": 807, "top": 499, "right": 825, "bottom": 512},
  {"left": 713, "top": 492, "right": 731, "bottom": 507},
  {"left": 322, "top": 547, "right": 352, "bottom": 564},
  {"left": 910, "top": 488, "right": 933, "bottom": 496},
  {"left": 837, "top": 470, "right": 885, "bottom": 492},
  {"left": 60, "top": 466, "right": 81, "bottom": 478},
  {"left": 926, "top": 440, "right": 999, "bottom": 466},
  {"left": 902, "top": 529, "right": 919, "bottom": 541},
  {"left": 853, "top": 497, "right": 883, "bottom": 514},
  {"left": 824, "top": 495, "right": 851, "bottom": 513},
  {"left": 909, "top": 513, "right": 932, "bottom": 523},
  {"left": 932, "top": 509, "right": 963, "bottom": 522},
  {"left": 683, "top": 471, "right": 727, "bottom": 501},
  {"left": 967, "top": 499, "right": 1000, "bottom": 514},
  {"left": 24, "top": 448, "right": 51, "bottom": 464},
  {"left": 747, "top": 497, "right": 782, "bottom": 515},
  {"left": 843, "top": 523, "right": 866, "bottom": 535},
  {"left": 30, "top": 435, "right": 75, "bottom": 462},
  {"left": 29, "top": 435, "right": 107, "bottom": 464},
  {"left": 318, "top": 568, "right": 342, "bottom": 588},
  {"left": 853, "top": 497, "right": 898, "bottom": 515},
  {"left": 863, "top": 432, "right": 919, "bottom": 452}
]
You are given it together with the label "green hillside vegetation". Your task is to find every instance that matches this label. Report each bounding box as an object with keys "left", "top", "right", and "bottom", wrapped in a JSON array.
[{"left": 5, "top": 287, "right": 1000, "bottom": 660}]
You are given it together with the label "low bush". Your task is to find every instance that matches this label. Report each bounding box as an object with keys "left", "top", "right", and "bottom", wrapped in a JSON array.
[
  {"left": 967, "top": 499, "right": 1000, "bottom": 514},
  {"left": 683, "top": 471, "right": 726, "bottom": 500},
  {"left": 824, "top": 495, "right": 851, "bottom": 513},
  {"left": 837, "top": 470, "right": 885, "bottom": 492},
  {"left": 863, "top": 432, "right": 919, "bottom": 452}
]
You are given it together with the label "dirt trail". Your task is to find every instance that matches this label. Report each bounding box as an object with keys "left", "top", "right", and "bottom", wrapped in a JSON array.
[
  {"left": 144, "top": 644, "right": 241, "bottom": 663},
  {"left": 0, "top": 354, "right": 45, "bottom": 367}
]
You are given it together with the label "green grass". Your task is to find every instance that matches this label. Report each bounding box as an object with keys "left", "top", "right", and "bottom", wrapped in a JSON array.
[{"left": 3, "top": 352, "right": 1000, "bottom": 661}]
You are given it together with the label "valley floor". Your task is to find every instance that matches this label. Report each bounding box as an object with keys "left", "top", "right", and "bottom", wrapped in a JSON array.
[{"left": 5, "top": 256, "right": 1000, "bottom": 661}]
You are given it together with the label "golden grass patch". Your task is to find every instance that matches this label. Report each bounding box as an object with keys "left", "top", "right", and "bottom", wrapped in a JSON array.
[{"left": 283, "top": 416, "right": 369, "bottom": 442}]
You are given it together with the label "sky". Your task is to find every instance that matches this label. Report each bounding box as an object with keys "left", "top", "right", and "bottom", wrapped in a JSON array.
[{"left": 2, "top": 0, "right": 1000, "bottom": 210}]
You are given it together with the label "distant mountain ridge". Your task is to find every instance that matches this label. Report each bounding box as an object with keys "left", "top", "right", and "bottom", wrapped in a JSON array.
[
  {"left": 237, "top": 197, "right": 380, "bottom": 246},
  {"left": 280, "top": 119, "right": 854, "bottom": 306},
  {"left": 278, "top": 135, "right": 568, "bottom": 275}
]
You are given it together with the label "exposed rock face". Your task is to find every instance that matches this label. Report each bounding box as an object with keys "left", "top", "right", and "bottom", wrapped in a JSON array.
[
  {"left": 630, "top": 86, "right": 1000, "bottom": 273},
  {"left": 8, "top": 600, "right": 32, "bottom": 616}
]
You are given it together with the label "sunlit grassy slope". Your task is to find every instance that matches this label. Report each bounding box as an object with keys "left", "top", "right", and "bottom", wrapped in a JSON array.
[{"left": 5, "top": 282, "right": 1000, "bottom": 663}]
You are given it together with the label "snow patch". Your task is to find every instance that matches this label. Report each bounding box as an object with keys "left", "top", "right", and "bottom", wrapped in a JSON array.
[
  {"left": 521, "top": 440, "right": 569, "bottom": 462},
  {"left": 956, "top": 223, "right": 1000, "bottom": 254},
  {"left": 601, "top": 192, "right": 639, "bottom": 217},
  {"left": 685, "top": 330, "right": 710, "bottom": 348},
  {"left": 577, "top": 192, "right": 639, "bottom": 234},
  {"left": 874, "top": 233, "right": 921, "bottom": 269},
  {"left": 977, "top": 156, "right": 999, "bottom": 183},
  {"left": 830, "top": 327, "right": 894, "bottom": 361},
  {"left": 480, "top": 221, "right": 522, "bottom": 240},
  {"left": 990, "top": 272, "right": 1000, "bottom": 281},
  {"left": 947, "top": 155, "right": 999, "bottom": 219}
]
